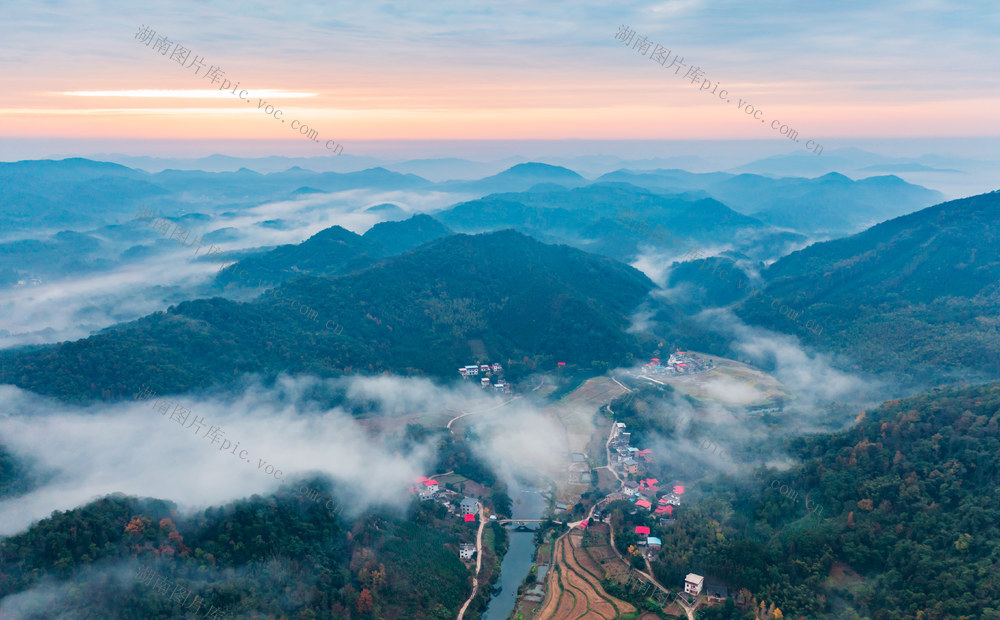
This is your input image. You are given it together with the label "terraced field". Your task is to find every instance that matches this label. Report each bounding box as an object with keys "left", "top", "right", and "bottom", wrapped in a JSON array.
[{"left": 536, "top": 529, "right": 635, "bottom": 620}]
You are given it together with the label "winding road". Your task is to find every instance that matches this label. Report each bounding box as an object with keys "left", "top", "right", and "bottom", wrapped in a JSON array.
[{"left": 456, "top": 502, "right": 487, "bottom": 620}]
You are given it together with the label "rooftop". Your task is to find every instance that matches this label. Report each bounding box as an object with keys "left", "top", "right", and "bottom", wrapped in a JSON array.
[{"left": 685, "top": 573, "right": 704, "bottom": 586}]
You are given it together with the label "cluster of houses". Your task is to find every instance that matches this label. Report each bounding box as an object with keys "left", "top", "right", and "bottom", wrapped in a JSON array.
[
  {"left": 642, "top": 351, "right": 714, "bottom": 377},
  {"left": 458, "top": 362, "right": 502, "bottom": 377},
  {"left": 458, "top": 362, "right": 511, "bottom": 393},
  {"left": 611, "top": 423, "right": 654, "bottom": 475},
  {"left": 622, "top": 478, "right": 682, "bottom": 517},
  {"left": 410, "top": 476, "right": 480, "bottom": 521},
  {"left": 409, "top": 477, "right": 484, "bottom": 559}
]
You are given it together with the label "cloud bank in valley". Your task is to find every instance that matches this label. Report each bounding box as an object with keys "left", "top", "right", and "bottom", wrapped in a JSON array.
[{"left": 0, "top": 371, "right": 571, "bottom": 537}]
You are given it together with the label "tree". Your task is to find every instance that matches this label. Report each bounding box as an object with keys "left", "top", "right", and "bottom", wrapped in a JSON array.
[{"left": 356, "top": 588, "right": 374, "bottom": 614}]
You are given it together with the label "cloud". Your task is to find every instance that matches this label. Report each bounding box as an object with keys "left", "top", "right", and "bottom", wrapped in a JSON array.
[
  {"left": 0, "top": 187, "right": 459, "bottom": 350},
  {"left": 0, "top": 371, "right": 575, "bottom": 537},
  {"left": 465, "top": 399, "right": 573, "bottom": 481},
  {"left": 58, "top": 90, "right": 316, "bottom": 98},
  {"left": 0, "top": 375, "right": 443, "bottom": 536}
]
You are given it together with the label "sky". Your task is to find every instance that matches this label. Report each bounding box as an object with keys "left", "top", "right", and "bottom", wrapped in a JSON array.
[{"left": 1, "top": 0, "right": 998, "bottom": 157}]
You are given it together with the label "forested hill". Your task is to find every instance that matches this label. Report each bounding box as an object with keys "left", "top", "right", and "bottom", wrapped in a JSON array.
[
  {"left": 736, "top": 190, "right": 1000, "bottom": 383},
  {"left": 0, "top": 230, "right": 653, "bottom": 403},
  {"left": 0, "top": 492, "right": 476, "bottom": 619},
  {"left": 653, "top": 381, "right": 1000, "bottom": 618}
]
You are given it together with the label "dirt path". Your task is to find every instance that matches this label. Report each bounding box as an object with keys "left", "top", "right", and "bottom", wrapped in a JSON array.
[
  {"left": 456, "top": 502, "right": 486, "bottom": 620},
  {"left": 446, "top": 396, "right": 521, "bottom": 430}
]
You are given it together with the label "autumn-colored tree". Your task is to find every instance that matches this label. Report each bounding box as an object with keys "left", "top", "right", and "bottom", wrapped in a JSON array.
[
  {"left": 356, "top": 588, "right": 374, "bottom": 614},
  {"left": 124, "top": 516, "right": 149, "bottom": 537},
  {"left": 857, "top": 499, "right": 874, "bottom": 511},
  {"left": 847, "top": 511, "right": 855, "bottom": 527}
]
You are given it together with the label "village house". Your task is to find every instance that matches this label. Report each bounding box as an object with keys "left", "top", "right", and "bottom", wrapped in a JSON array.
[
  {"left": 460, "top": 497, "right": 478, "bottom": 515},
  {"left": 635, "top": 499, "right": 653, "bottom": 511},
  {"left": 622, "top": 457, "right": 639, "bottom": 474},
  {"left": 684, "top": 573, "right": 704, "bottom": 596},
  {"left": 412, "top": 476, "right": 439, "bottom": 500},
  {"left": 459, "top": 543, "right": 475, "bottom": 560},
  {"left": 635, "top": 525, "right": 650, "bottom": 544},
  {"left": 654, "top": 500, "right": 674, "bottom": 517},
  {"left": 706, "top": 585, "right": 728, "bottom": 602},
  {"left": 638, "top": 478, "right": 659, "bottom": 497},
  {"left": 622, "top": 481, "right": 639, "bottom": 496}
]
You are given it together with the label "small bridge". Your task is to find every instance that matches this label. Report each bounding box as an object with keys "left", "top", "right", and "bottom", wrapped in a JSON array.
[{"left": 496, "top": 519, "right": 565, "bottom": 525}]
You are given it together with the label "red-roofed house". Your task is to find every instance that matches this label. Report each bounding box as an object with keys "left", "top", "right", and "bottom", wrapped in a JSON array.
[
  {"left": 417, "top": 478, "right": 439, "bottom": 499},
  {"left": 464, "top": 513, "right": 475, "bottom": 523},
  {"left": 645, "top": 478, "right": 659, "bottom": 485},
  {"left": 636, "top": 499, "right": 652, "bottom": 510},
  {"left": 654, "top": 506, "right": 669, "bottom": 515},
  {"left": 635, "top": 525, "right": 650, "bottom": 544}
]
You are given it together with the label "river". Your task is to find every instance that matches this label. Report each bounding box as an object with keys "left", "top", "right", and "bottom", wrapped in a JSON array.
[{"left": 481, "top": 484, "right": 548, "bottom": 620}]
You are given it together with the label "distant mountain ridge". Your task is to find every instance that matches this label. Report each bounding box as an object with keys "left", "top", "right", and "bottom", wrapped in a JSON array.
[{"left": 596, "top": 168, "right": 942, "bottom": 234}]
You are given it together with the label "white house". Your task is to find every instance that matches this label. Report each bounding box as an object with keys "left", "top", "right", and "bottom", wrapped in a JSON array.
[
  {"left": 459, "top": 543, "right": 475, "bottom": 560},
  {"left": 684, "top": 573, "right": 704, "bottom": 595}
]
